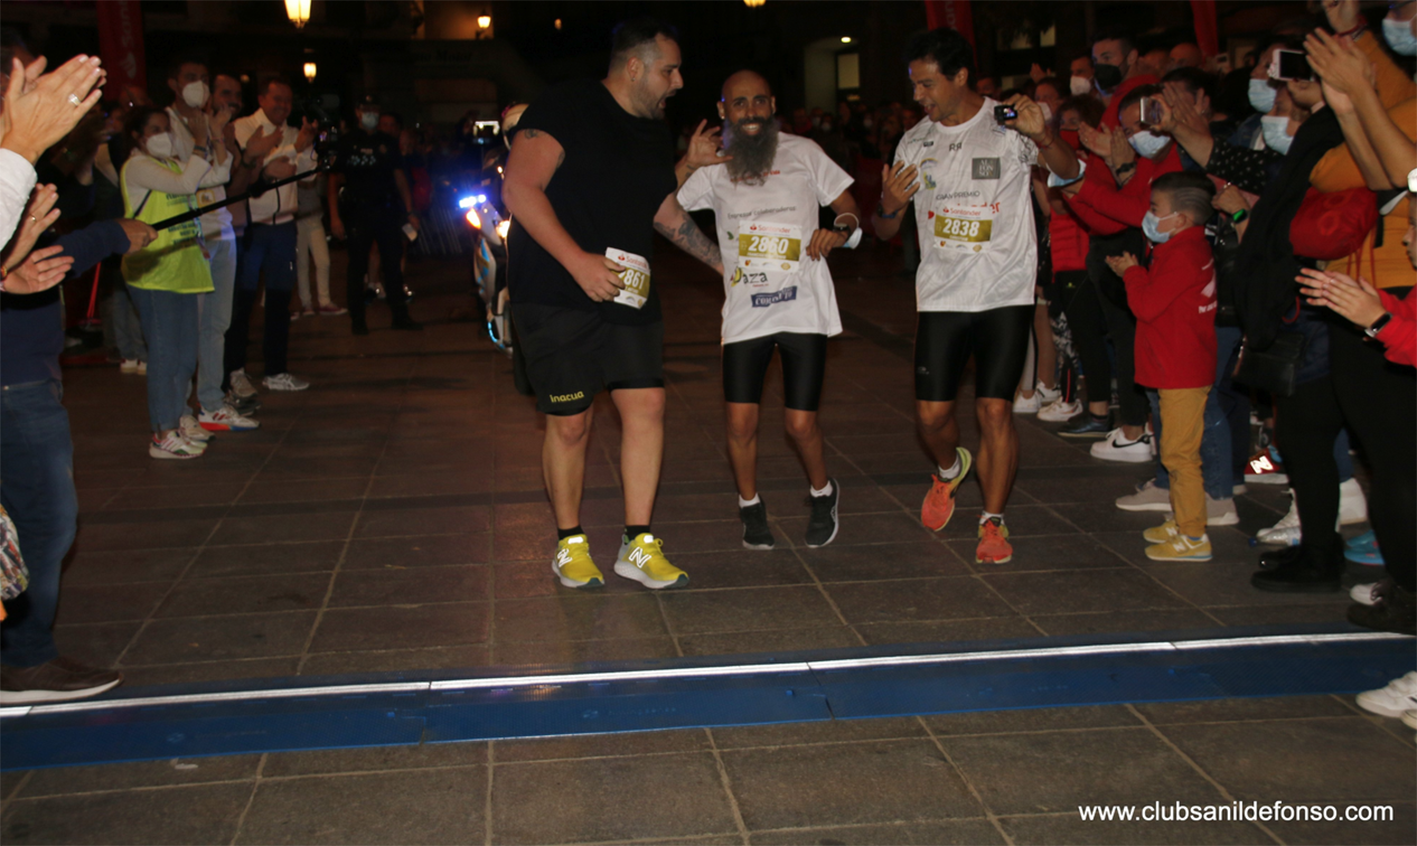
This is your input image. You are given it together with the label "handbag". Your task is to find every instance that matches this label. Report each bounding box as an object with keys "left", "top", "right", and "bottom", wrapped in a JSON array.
[
  {"left": 1289, "top": 187, "right": 1378, "bottom": 261},
  {"left": 0, "top": 505, "right": 28, "bottom": 602},
  {"left": 1233, "top": 331, "right": 1307, "bottom": 397}
]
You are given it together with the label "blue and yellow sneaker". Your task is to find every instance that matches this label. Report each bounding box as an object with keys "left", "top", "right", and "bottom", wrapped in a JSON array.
[
  {"left": 553, "top": 534, "right": 603, "bottom": 589},
  {"left": 614, "top": 532, "right": 688, "bottom": 590}
]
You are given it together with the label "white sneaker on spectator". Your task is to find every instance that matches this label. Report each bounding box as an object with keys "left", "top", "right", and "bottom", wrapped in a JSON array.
[
  {"left": 1115, "top": 479, "right": 1171, "bottom": 512},
  {"left": 1338, "top": 477, "right": 1368, "bottom": 525},
  {"left": 1035, "top": 382, "right": 1061, "bottom": 404},
  {"left": 1037, "top": 398, "right": 1081, "bottom": 422},
  {"left": 119, "top": 358, "right": 145, "bottom": 374},
  {"left": 1090, "top": 427, "right": 1153, "bottom": 463},
  {"left": 1355, "top": 671, "right": 1417, "bottom": 718},
  {"left": 149, "top": 432, "right": 203, "bottom": 460},
  {"left": 318, "top": 303, "right": 347, "bottom": 316},
  {"left": 263, "top": 372, "right": 310, "bottom": 392},
  {"left": 1204, "top": 494, "right": 1239, "bottom": 526},
  {"left": 179, "top": 414, "right": 213, "bottom": 443},
  {"left": 1257, "top": 494, "right": 1301, "bottom": 546},
  {"left": 199, "top": 405, "right": 260, "bottom": 431},
  {"left": 1232, "top": 483, "right": 1249, "bottom": 495},
  {"left": 1012, "top": 391, "right": 1041, "bottom": 413},
  {"left": 229, "top": 368, "right": 258, "bottom": 399}
]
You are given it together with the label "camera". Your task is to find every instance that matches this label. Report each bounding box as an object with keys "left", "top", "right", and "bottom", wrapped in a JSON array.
[
  {"left": 993, "top": 104, "right": 1018, "bottom": 123},
  {"left": 1272, "top": 49, "right": 1313, "bottom": 82},
  {"left": 1141, "top": 97, "right": 1164, "bottom": 127}
]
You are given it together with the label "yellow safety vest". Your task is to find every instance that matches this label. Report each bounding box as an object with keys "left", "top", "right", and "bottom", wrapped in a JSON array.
[{"left": 120, "top": 157, "right": 214, "bottom": 294}]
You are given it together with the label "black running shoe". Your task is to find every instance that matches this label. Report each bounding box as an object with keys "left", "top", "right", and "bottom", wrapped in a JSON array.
[
  {"left": 805, "top": 479, "right": 840, "bottom": 548},
  {"left": 740, "top": 500, "right": 775, "bottom": 550}
]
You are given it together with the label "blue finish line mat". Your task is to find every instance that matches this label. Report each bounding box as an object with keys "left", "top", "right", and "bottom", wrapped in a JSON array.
[{"left": 2, "top": 623, "right": 1412, "bottom": 770}]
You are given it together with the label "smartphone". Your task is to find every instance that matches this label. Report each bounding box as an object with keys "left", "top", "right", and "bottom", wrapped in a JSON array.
[
  {"left": 1141, "top": 97, "right": 1164, "bottom": 127},
  {"left": 993, "top": 104, "right": 1018, "bottom": 123},
  {"left": 1272, "top": 49, "right": 1313, "bottom": 81},
  {"left": 402, "top": 223, "right": 418, "bottom": 242}
]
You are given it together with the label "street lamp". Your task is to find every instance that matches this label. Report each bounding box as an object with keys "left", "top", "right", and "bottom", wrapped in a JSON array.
[
  {"left": 477, "top": 15, "right": 492, "bottom": 28},
  {"left": 284, "top": 0, "right": 311, "bottom": 29},
  {"left": 303, "top": 62, "right": 317, "bottom": 83},
  {"left": 841, "top": 36, "right": 852, "bottom": 44},
  {"left": 744, "top": 0, "right": 765, "bottom": 7}
]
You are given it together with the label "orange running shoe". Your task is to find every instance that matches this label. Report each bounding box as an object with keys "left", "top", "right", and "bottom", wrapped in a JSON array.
[
  {"left": 920, "top": 447, "right": 973, "bottom": 531},
  {"left": 976, "top": 516, "right": 1013, "bottom": 565}
]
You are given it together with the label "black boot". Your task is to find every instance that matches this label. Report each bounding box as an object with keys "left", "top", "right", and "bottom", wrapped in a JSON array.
[
  {"left": 1250, "top": 541, "right": 1343, "bottom": 593},
  {"left": 1348, "top": 582, "right": 1417, "bottom": 635},
  {"left": 390, "top": 306, "right": 423, "bottom": 331},
  {"left": 1257, "top": 544, "right": 1303, "bottom": 571},
  {"left": 350, "top": 312, "right": 369, "bottom": 335}
]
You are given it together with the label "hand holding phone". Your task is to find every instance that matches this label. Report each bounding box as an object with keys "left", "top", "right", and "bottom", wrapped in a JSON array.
[{"left": 1271, "top": 49, "right": 1313, "bottom": 81}]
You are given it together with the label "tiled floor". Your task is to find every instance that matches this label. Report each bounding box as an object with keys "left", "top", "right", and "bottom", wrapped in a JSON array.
[{"left": 2, "top": 245, "right": 1412, "bottom": 844}]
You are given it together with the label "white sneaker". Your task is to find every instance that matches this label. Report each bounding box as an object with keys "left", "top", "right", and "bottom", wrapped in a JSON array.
[
  {"left": 1205, "top": 495, "right": 1239, "bottom": 526},
  {"left": 149, "top": 431, "right": 203, "bottom": 460},
  {"left": 1035, "top": 382, "right": 1062, "bottom": 404},
  {"left": 119, "top": 358, "right": 145, "bottom": 374},
  {"left": 1233, "top": 483, "right": 1249, "bottom": 496},
  {"left": 1012, "top": 391, "right": 1041, "bottom": 414},
  {"left": 1038, "top": 397, "right": 1081, "bottom": 422},
  {"left": 1350, "top": 581, "right": 1383, "bottom": 606},
  {"left": 1355, "top": 671, "right": 1417, "bottom": 718},
  {"left": 262, "top": 372, "right": 310, "bottom": 392},
  {"left": 1257, "top": 493, "right": 1301, "bottom": 546},
  {"left": 1403, "top": 710, "right": 1417, "bottom": 730},
  {"left": 1116, "top": 479, "right": 1172, "bottom": 512},
  {"left": 179, "top": 414, "right": 213, "bottom": 443},
  {"left": 198, "top": 405, "right": 260, "bottom": 431},
  {"left": 1338, "top": 478, "right": 1368, "bottom": 525},
  {"left": 229, "top": 368, "right": 258, "bottom": 399},
  {"left": 1090, "top": 427, "right": 1153, "bottom": 463}
]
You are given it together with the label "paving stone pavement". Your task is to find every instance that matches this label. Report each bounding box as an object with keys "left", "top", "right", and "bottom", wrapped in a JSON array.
[{"left": 1, "top": 245, "right": 1411, "bottom": 845}]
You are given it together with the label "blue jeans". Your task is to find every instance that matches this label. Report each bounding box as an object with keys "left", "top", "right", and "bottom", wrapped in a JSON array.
[
  {"left": 103, "top": 277, "right": 147, "bottom": 362},
  {"left": 226, "top": 222, "right": 296, "bottom": 378},
  {"left": 1152, "top": 328, "right": 1240, "bottom": 500},
  {"left": 196, "top": 232, "right": 237, "bottom": 413},
  {"left": 0, "top": 379, "right": 77, "bottom": 667},
  {"left": 129, "top": 287, "right": 200, "bottom": 433}
]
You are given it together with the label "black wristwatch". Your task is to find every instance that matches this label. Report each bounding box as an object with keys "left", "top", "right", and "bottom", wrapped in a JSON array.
[
  {"left": 875, "top": 204, "right": 900, "bottom": 220},
  {"left": 1365, "top": 312, "right": 1393, "bottom": 339},
  {"left": 1114, "top": 162, "right": 1136, "bottom": 175},
  {"left": 1231, "top": 209, "right": 1248, "bottom": 224}
]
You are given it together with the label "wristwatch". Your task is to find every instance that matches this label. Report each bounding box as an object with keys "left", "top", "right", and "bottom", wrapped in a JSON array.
[{"left": 1365, "top": 312, "right": 1392, "bottom": 339}]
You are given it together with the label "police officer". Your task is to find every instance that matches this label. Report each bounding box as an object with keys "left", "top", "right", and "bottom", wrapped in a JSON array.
[{"left": 327, "top": 96, "right": 422, "bottom": 334}]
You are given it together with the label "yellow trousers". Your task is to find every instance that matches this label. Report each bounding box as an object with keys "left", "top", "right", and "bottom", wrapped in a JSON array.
[{"left": 1159, "top": 386, "right": 1211, "bottom": 539}]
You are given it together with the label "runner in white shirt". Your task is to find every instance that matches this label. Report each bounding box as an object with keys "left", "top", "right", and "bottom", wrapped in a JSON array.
[
  {"left": 677, "top": 71, "right": 862, "bottom": 550},
  {"left": 871, "top": 27, "right": 1080, "bottom": 566}
]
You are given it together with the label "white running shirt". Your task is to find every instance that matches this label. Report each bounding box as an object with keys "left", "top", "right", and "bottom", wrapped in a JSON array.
[
  {"left": 678, "top": 134, "right": 854, "bottom": 345},
  {"left": 893, "top": 98, "right": 1039, "bottom": 312}
]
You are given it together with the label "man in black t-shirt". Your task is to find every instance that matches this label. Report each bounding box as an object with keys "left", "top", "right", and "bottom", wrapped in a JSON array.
[
  {"left": 328, "top": 97, "right": 422, "bottom": 334},
  {"left": 504, "top": 17, "right": 722, "bottom": 592}
]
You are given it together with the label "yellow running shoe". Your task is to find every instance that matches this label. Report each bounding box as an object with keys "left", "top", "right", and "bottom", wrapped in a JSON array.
[
  {"left": 553, "top": 534, "right": 604, "bottom": 589},
  {"left": 1143, "top": 520, "right": 1181, "bottom": 544},
  {"left": 1145, "top": 533, "right": 1213, "bottom": 562},
  {"left": 614, "top": 532, "right": 689, "bottom": 590}
]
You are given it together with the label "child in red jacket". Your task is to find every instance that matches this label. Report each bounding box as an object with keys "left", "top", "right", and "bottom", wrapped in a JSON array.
[{"left": 1105, "top": 172, "right": 1218, "bottom": 562}]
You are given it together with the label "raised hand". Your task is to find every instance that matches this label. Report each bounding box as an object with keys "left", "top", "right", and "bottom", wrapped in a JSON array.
[
  {"left": 1212, "top": 184, "right": 1251, "bottom": 216},
  {"left": 243, "top": 126, "right": 282, "bottom": 163},
  {"left": 295, "top": 117, "right": 318, "bottom": 152},
  {"left": 1104, "top": 251, "right": 1139, "bottom": 275},
  {"left": 1002, "top": 94, "right": 1048, "bottom": 142},
  {"left": 879, "top": 161, "right": 920, "bottom": 215},
  {"left": 1, "top": 54, "right": 105, "bottom": 164},
  {"left": 681, "top": 119, "right": 730, "bottom": 171},
  {"left": 1078, "top": 122, "right": 1114, "bottom": 162},
  {"left": 1305, "top": 29, "right": 1376, "bottom": 97},
  {"left": 1297, "top": 267, "right": 1386, "bottom": 327},
  {"left": 1109, "top": 125, "right": 1136, "bottom": 167},
  {"left": 2, "top": 245, "right": 74, "bottom": 294}
]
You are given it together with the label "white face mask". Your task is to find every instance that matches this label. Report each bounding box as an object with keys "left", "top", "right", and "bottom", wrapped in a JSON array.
[
  {"left": 1260, "top": 114, "right": 1294, "bottom": 154},
  {"left": 1128, "top": 129, "right": 1170, "bottom": 158},
  {"left": 181, "top": 81, "right": 209, "bottom": 109},
  {"left": 1070, "top": 75, "right": 1093, "bottom": 97},
  {"left": 1248, "top": 78, "right": 1278, "bottom": 113},
  {"left": 145, "top": 132, "right": 174, "bottom": 159},
  {"left": 360, "top": 112, "right": 379, "bottom": 130},
  {"left": 1142, "top": 210, "right": 1181, "bottom": 244},
  {"left": 1384, "top": 16, "right": 1417, "bottom": 55}
]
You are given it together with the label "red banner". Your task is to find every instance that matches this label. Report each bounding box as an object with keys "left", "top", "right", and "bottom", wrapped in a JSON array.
[
  {"left": 924, "top": 0, "right": 975, "bottom": 49},
  {"left": 1190, "top": 0, "right": 1220, "bottom": 58},
  {"left": 96, "top": 0, "right": 146, "bottom": 96}
]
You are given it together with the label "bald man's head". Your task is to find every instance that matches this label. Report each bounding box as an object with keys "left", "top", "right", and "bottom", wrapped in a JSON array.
[
  {"left": 719, "top": 70, "right": 779, "bottom": 185},
  {"left": 721, "top": 70, "right": 771, "bottom": 102}
]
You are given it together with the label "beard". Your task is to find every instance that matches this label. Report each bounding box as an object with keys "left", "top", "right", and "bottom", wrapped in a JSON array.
[{"left": 724, "top": 116, "right": 779, "bottom": 185}]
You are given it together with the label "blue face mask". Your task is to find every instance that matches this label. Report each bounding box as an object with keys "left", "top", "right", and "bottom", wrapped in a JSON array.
[
  {"left": 1260, "top": 115, "right": 1294, "bottom": 154},
  {"left": 1248, "top": 78, "right": 1278, "bottom": 113},
  {"left": 1383, "top": 17, "right": 1417, "bottom": 56},
  {"left": 1128, "top": 130, "right": 1170, "bottom": 159},
  {"left": 1142, "top": 210, "right": 1180, "bottom": 244}
]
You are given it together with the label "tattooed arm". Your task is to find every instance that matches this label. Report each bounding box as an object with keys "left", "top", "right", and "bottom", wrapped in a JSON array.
[{"left": 653, "top": 193, "right": 724, "bottom": 276}]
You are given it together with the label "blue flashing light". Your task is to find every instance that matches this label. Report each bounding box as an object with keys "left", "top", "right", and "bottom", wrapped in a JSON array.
[
  {"left": 458, "top": 196, "right": 477, "bottom": 209},
  {"left": 477, "top": 194, "right": 487, "bottom": 204}
]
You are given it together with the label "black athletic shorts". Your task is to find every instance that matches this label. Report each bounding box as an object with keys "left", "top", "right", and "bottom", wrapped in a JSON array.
[
  {"left": 510, "top": 302, "right": 664, "bottom": 415},
  {"left": 914, "top": 306, "right": 1034, "bottom": 402},
  {"left": 722, "top": 332, "right": 828, "bottom": 411}
]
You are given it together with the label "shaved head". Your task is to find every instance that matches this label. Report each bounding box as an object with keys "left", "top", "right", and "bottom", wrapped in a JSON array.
[
  {"left": 721, "top": 70, "right": 771, "bottom": 101},
  {"left": 718, "top": 70, "right": 778, "bottom": 184}
]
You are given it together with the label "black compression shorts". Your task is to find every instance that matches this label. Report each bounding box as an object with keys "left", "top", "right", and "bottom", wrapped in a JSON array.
[
  {"left": 722, "top": 332, "right": 828, "bottom": 411},
  {"left": 510, "top": 302, "right": 664, "bottom": 415},
  {"left": 914, "top": 306, "right": 1034, "bottom": 402}
]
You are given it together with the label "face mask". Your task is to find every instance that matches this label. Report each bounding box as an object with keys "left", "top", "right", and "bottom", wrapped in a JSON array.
[
  {"left": 181, "top": 81, "right": 209, "bottom": 109},
  {"left": 360, "top": 112, "right": 379, "bottom": 130},
  {"left": 862, "top": 117, "right": 873, "bottom": 129},
  {"left": 1059, "top": 129, "right": 1082, "bottom": 151},
  {"left": 145, "top": 132, "right": 174, "bottom": 158},
  {"left": 1128, "top": 129, "right": 1170, "bottom": 158},
  {"left": 820, "top": 121, "right": 833, "bottom": 132},
  {"left": 1384, "top": 17, "right": 1417, "bottom": 55},
  {"left": 1039, "top": 102, "right": 1054, "bottom": 123},
  {"left": 1260, "top": 114, "right": 1294, "bottom": 154},
  {"left": 1070, "top": 75, "right": 1093, "bottom": 97},
  {"left": 1093, "top": 62, "right": 1124, "bottom": 93},
  {"left": 1248, "top": 78, "right": 1278, "bottom": 113},
  {"left": 1142, "top": 210, "right": 1181, "bottom": 244}
]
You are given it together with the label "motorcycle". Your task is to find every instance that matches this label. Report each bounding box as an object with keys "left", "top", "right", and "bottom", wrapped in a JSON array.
[{"left": 461, "top": 190, "right": 513, "bottom": 355}]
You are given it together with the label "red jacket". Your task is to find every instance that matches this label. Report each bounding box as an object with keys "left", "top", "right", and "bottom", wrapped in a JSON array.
[
  {"left": 1066, "top": 74, "right": 1163, "bottom": 236},
  {"left": 1102, "top": 75, "right": 1159, "bottom": 129},
  {"left": 1069, "top": 146, "right": 1182, "bottom": 230},
  {"left": 1049, "top": 206, "right": 1091, "bottom": 274},
  {"left": 1376, "top": 288, "right": 1416, "bottom": 367},
  {"left": 1123, "top": 226, "right": 1217, "bottom": 389}
]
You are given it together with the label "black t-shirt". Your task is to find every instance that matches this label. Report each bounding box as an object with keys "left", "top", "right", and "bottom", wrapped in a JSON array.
[
  {"left": 507, "top": 79, "right": 676, "bottom": 325},
  {"left": 331, "top": 129, "right": 405, "bottom": 206}
]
